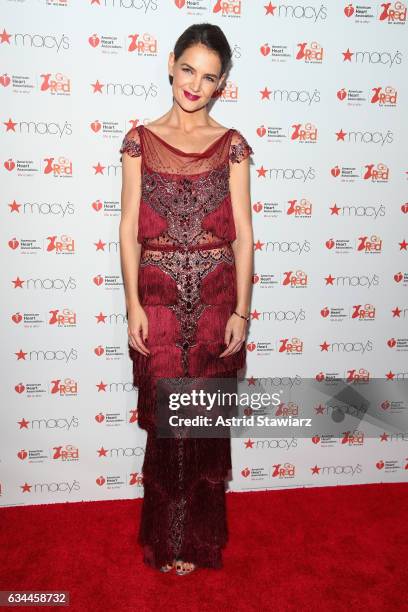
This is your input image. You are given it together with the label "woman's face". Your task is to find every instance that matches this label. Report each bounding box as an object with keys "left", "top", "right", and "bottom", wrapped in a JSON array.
[{"left": 169, "top": 43, "right": 225, "bottom": 110}]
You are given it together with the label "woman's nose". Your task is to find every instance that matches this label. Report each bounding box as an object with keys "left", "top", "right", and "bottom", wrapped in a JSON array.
[{"left": 190, "top": 77, "right": 201, "bottom": 92}]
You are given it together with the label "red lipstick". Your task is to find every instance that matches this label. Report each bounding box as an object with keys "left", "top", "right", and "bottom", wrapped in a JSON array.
[{"left": 183, "top": 90, "right": 200, "bottom": 101}]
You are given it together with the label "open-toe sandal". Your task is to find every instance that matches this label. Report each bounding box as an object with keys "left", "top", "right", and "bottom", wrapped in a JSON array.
[
  {"left": 175, "top": 559, "right": 196, "bottom": 575},
  {"left": 160, "top": 560, "right": 175, "bottom": 573}
]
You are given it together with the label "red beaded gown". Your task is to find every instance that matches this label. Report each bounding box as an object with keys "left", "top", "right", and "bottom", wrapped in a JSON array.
[{"left": 119, "top": 124, "right": 253, "bottom": 570}]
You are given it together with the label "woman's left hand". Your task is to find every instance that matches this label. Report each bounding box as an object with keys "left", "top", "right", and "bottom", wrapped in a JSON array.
[{"left": 218, "top": 313, "right": 248, "bottom": 358}]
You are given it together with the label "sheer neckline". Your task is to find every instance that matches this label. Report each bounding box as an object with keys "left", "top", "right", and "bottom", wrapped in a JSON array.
[{"left": 141, "top": 125, "right": 233, "bottom": 157}]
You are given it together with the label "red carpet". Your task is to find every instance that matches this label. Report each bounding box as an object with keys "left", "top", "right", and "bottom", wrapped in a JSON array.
[{"left": 0, "top": 483, "right": 406, "bottom": 611}]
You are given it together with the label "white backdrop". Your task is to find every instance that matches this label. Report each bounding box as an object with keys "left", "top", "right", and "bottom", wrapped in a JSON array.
[{"left": 2, "top": 0, "right": 408, "bottom": 507}]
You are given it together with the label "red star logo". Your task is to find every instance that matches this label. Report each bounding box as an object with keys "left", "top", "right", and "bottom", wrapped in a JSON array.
[
  {"left": 13, "top": 277, "right": 24, "bottom": 288},
  {"left": 98, "top": 446, "right": 108, "bottom": 457},
  {"left": 93, "top": 162, "right": 105, "bottom": 175},
  {"left": 95, "top": 312, "right": 107, "bottom": 323},
  {"left": 254, "top": 240, "right": 264, "bottom": 251},
  {"left": 0, "top": 29, "right": 12, "bottom": 44},
  {"left": 245, "top": 438, "right": 255, "bottom": 448},
  {"left": 20, "top": 482, "right": 32, "bottom": 492},
  {"left": 257, "top": 166, "right": 267, "bottom": 177},
  {"left": 342, "top": 48, "right": 353, "bottom": 61},
  {"left": 251, "top": 309, "right": 261, "bottom": 320},
  {"left": 315, "top": 404, "right": 325, "bottom": 414},
  {"left": 325, "top": 274, "right": 335, "bottom": 285},
  {"left": 91, "top": 80, "right": 104, "bottom": 93},
  {"left": 399, "top": 239, "right": 407, "bottom": 250},
  {"left": 94, "top": 239, "right": 106, "bottom": 250},
  {"left": 9, "top": 199, "right": 21, "bottom": 212},
  {"left": 320, "top": 341, "right": 330, "bottom": 351},
  {"left": 4, "top": 118, "right": 17, "bottom": 131},
  {"left": 96, "top": 381, "right": 107, "bottom": 391},
  {"left": 392, "top": 307, "right": 401, "bottom": 318},
  {"left": 330, "top": 204, "right": 341, "bottom": 215},
  {"left": 385, "top": 371, "right": 395, "bottom": 380},
  {"left": 260, "top": 87, "right": 272, "bottom": 100},
  {"left": 311, "top": 465, "right": 321, "bottom": 474},
  {"left": 264, "top": 2, "right": 276, "bottom": 15},
  {"left": 336, "top": 129, "right": 346, "bottom": 141},
  {"left": 15, "top": 349, "right": 27, "bottom": 360},
  {"left": 18, "top": 418, "right": 29, "bottom": 429},
  {"left": 247, "top": 376, "right": 257, "bottom": 386},
  {"left": 380, "top": 432, "right": 389, "bottom": 442}
]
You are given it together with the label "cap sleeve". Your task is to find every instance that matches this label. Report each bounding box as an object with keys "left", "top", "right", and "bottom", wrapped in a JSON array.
[
  {"left": 229, "top": 129, "right": 253, "bottom": 163},
  {"left": 120, "top": 126, "right": 142, "bottom": 162}
]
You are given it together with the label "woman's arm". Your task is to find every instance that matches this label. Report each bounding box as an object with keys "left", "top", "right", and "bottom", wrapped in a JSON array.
[
  {"left": 218, "top": 136, "right": 253, "bottom": 358},
  {"left": 229, "top": 154, "right": 254, "bottom": 317},
  {"left": 119, "top": 135, "right": 150, "bottom": 356},
  {"left": 119, "top": 151, "right": 142, "bottom": 310}
]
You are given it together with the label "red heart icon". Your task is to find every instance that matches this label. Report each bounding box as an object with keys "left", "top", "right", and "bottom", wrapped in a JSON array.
[
  {"left": 88, "top": 34, "right": 100, "bottom": 48},
  {"left": 8, "top": 237, "right": 19, "bottom": 249},
  {"left": 93, "top": 275, "right": 103, "bottom": 286},
  {"left": 0, "top": 73, "right": 11, "bottom": 87},
  {"left": 4, "top": 159, "right": 16, "bottom": 171},
  {"left": 91, "top": 121, "right": 101, "bottom": 132},
  {"left": 92, "top": 200, "right": 103, "bottom": 212}
]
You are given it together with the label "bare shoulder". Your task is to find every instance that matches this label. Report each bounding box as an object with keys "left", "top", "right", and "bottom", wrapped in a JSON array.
[
  {"left": 144, "top": 115, "right": 170, "bottom": 135},
  {"left": 207, "top": 119, "right": 229, "bottom": 135}
]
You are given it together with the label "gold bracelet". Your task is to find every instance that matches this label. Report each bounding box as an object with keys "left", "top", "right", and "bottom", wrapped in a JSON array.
[{"left": 233, "top": 310, "right": 250, "bottom": 322}]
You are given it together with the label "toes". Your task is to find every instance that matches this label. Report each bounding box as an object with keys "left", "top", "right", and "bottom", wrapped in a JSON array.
[{"left": 174, "top": 559, "right": 196, "bottom": 574}]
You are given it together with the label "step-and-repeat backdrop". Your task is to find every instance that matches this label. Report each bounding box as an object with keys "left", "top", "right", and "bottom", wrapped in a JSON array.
[{"left": 2, "top": 1, "right": 408, "bottom": 507}]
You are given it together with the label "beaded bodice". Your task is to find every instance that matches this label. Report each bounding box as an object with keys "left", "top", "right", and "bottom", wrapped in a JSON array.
[{"left": 120, "top": 124, "right": 253, "bottom": 250}]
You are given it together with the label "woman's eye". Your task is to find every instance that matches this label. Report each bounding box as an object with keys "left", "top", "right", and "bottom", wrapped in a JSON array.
[{"left": 182, "top": 68, "right": 214, "bottom": 82}]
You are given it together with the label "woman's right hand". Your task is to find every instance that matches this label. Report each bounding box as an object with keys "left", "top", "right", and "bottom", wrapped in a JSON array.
[{"left": 127, "top": 303, "right": 150, "bottom": 356}]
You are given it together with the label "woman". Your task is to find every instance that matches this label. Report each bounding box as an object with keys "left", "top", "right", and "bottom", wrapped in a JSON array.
[{"left": 119, "top": 23, "right": 253, "bottom": 575}]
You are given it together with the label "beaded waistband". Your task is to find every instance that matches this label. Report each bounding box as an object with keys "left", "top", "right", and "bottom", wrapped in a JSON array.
[{"left": 141, "top": 240, "right": 231, "bottom": 252}]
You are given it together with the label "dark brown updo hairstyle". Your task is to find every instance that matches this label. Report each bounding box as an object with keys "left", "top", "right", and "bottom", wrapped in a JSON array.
[{"left": 170, "top": 23, "right": 232, "bottom": 84}]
